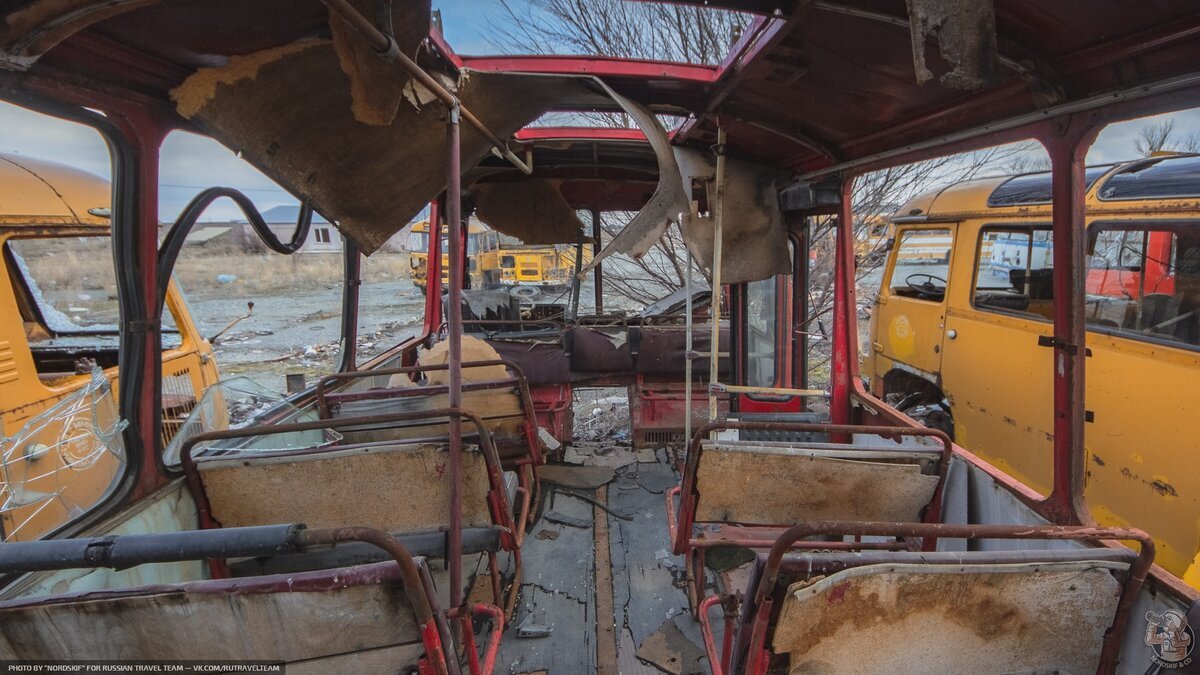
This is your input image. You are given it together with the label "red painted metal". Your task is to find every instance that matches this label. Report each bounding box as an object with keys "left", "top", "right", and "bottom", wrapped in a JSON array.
[
  {"left": 514, "top": 127, "right": 647, "bottom": 143},
  {"left": 425, "top": 199, "right": 443, "bottom": 342},
  {"left": 829, "top": 181, "right": 857, "bottom": 426},
  {"left": 471, "top": 603, "right": 505, "bottom": 675},
  {"left": 1040, "top": 119, "right": 1102, "bottom": 526},
  {"left": 698, "top": 595, "right": 728, "bottom": 675},
  {"left": 446, "top": 109, "right": 465, "bottom": 613},
  {"left": 460, "top": 54, "right": 718, "bottom": 83}
]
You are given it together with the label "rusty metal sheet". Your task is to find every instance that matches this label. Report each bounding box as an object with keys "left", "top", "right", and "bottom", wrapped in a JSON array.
[
  {"left": 474, "top": 178, "right": 587, "bottom": 244},
  {"left": 773, "top": 561, "right": 1125, "bottom": 674},
  {"left": 905, "top": 0, "right": 998, "bottom": 90},
  {"left": 172, "top": 43, "right": 601, "bottom": 254},
  {"left": 675, "top": 148, "right": 791, "bottom": 285},
  {"left": 694, "top": 450, "right": 938, "bottom": 524}
]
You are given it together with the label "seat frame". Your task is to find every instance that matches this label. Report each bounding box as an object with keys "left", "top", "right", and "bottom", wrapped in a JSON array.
[{"left": 698, "top": 520, "right": 1154, "bottom": 675}]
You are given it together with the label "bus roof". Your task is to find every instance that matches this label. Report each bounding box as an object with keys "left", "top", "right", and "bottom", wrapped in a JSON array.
[
  {"left": 0, "top": 154, "right": 111, "bottom": 228},
  {"left": 893, "top": 154, "right": 1200, "bottom": 221}
]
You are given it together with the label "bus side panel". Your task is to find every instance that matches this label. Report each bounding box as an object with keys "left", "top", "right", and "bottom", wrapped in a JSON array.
[
  {"left": 1085, "top": 333, "right": 1200, "bottom": 578},
  {"left": 939, "top": 307, "right": 1056, "bottom": 496}
]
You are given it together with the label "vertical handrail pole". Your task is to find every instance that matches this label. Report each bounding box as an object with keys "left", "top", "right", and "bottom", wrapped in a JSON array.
[
  {"left": 446, "top": 105, "right": 464, "bottom": 610},
  {"left": 830, "top": 179, "right": 857, "bottom": 426},
  {"left": 591, "top": 208, "right": 603, "bottom": 312},
  {"left": 570, "top": 238, "right": 584, "bottom": 319},
  {"left": 685, "top": 240, "right": 694, "bottom": 445},
  {"left": 708, "top": 125, "right": 727, "bottom": 424}
]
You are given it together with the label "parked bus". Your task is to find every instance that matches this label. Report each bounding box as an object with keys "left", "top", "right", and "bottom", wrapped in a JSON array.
[
  {"left": 0, "top": 154, "right": 219, "bottom": 542},
  {"left": 410, "top": 219, "right": 589, "bottom": 298},
  {"left": 865, "top": 153, "right": 1200, "bottom": 580}
]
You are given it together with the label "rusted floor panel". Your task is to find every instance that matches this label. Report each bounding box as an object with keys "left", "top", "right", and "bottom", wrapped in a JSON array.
[{"left": 493, "top": 446, "right": 706, "bottom": 674}]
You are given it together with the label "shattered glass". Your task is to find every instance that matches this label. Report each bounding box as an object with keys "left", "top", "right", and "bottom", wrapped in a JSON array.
[
  {"left": 0, "top": 368, "right": 127, "bottom": 541},
  {"left": 163, "top": 377, "right": 339, "bottom": 467}
]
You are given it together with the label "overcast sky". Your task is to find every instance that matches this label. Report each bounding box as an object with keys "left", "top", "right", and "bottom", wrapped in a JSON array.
[{"left": 1, "top": 2, "right": 1198, "bottom": 222}]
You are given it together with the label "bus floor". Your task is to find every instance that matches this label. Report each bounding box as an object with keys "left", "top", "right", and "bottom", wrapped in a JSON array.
[{"left": 494, "top": 446, "right": 713, "bottom": 674}]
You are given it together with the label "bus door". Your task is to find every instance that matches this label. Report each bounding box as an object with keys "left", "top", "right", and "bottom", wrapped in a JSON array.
[
  {"left": 870, "top": 226, "right": 954, "bottom": 380},
  {"left": 734, "top": 244, "right": 799, "bottom": 414}
]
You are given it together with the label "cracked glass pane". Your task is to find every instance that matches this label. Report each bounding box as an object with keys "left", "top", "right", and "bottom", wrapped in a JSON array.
[
  {"left": 163, "top": 377, "right": 338, "bottom": 468},
  {"left": 0, "top": 368, "right": 127, "bottom": 541}
]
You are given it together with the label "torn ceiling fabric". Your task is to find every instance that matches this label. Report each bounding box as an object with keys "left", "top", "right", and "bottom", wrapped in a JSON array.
[
  {"left": 675, "top": 147, "right": 791, "bottom": 285},
  {"left": 474, "top": 179, "right": 587, "bottom": 245},
  {"left": 172, "top": 40, "right": 600, "bottom": 254},
  {"left": 579, "top": 83, "right": 688, "bottom": 276}
]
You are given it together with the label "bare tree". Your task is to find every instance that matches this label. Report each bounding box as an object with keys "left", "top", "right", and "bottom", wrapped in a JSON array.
[
  {"left": 1134, "top": 119, "right": 1177, "bottom": 156},
  {"left": 494, "top": 0, "right": 747, "bottom": 65}
]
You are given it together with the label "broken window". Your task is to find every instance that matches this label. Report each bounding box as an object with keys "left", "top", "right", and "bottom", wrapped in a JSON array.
[
  {"left": 972, "top": 226, "right": 1054, "bottom": 320},
  {"left": 1, "top": 368, "right": 127, "bottom": 541},
  {"left": 1086, "top": 223, "right": 1199, "bottom": 348},
  {"left": 162, "top": 377, "right": 336, "bottom": 468},
  {"left": 6, "top": 236, "right": 185, "bottom": 378}
]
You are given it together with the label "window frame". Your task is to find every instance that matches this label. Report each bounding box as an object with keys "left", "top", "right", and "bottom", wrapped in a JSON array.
[
  {"left": 884, "top": 225, "right": 956, "bottom": 304},
  {"left": 1084, "top": 218, "right": 1200, "bottom": 353},
  {"left": 969, "top": 221, "right": 1055, "bottom": 323}
]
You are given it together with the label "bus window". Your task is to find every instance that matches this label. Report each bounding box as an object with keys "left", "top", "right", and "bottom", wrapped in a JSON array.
[
  {"left": 973, "top": 226, "right": 1054, "bottom": 320},
  {"left": 7, "top": 236, "right": 185, "bottom": 363},
  {"left": 888, "top": 228, "right": 952, "bottom": 301},
  {"left": 1086, "top": 224, "right": 1198, "bottom": 347},
  {"left": 745, "top": 274, "right": 777, "bottom": 387}
]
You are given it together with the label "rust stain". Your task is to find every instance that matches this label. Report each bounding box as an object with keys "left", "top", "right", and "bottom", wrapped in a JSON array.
[
  {"left": 1150, "top": 480, "right": 1178, "bottom": 498},
  {"left": 826, "top": 581, "right": 851, "bottom": 605},
  {"left": 1091, "top": 454, "right": 1106, "bottom": 467}
]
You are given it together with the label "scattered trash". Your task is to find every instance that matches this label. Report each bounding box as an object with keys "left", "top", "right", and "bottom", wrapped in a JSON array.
[
  {"left": 635, "top": 617, "right": 706, "bottom": 675},
  {"left": 535, "top": 529, "right": 560, "bottom": 541},
  {"left": 216, "top": 273, "right": 237, "bottom": 284},
  {"left": 544, "top": 511, "right": 591, "bottom": 529},
  {"left": 517, "top": 616, "right": 554, "bottom": 639}
]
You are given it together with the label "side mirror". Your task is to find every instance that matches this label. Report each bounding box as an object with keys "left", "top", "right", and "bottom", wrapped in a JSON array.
[{"left": 207, "top": 301, "right": 254, "bottom": 345}]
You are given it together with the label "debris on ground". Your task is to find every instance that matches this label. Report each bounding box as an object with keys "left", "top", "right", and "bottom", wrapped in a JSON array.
[
  {"left": 635, "top": 617, "right": 706, "bottom": 675},
  {"left": 517, "top": 616, "right": 554, "bottom": 639},
  {"left": 574, "top": 390, "right": 631, "bottom": 443},
  {"left": 544, "top": 511, "right": 591, "bottom": 529},
  {"left": 539, "top": 465, "right": 615, "bottom": 490}
]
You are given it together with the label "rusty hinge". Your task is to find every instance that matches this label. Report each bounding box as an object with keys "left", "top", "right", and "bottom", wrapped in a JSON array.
[{"left": 1036, "top": 335, "right": 1092, "bottom": 357}]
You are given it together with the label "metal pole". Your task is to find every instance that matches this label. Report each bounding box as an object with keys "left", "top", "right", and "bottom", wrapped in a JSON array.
[
  {"left": 685, "top": 242, "right": 693, "bottom": 444},
  {"left": 591, "top": 208, "right": 603, "bottom": 313},
  {"left": 708, "top": 126, "right": 727, "bottom": 423},
  {"left": 1044, "top": 120, "right": 1099, "bottom": 524},
  {"left": 445, "top": 105, "right": 464, "bottom": 611},
  {"left": 569, "top": 239, "right": 584, "bottom": 319}
]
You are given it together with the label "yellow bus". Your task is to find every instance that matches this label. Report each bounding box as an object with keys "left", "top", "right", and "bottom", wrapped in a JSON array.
[
  {"left": 0, "top": 154, "right": 219, "bottom": 541},
  {"left": 864, "top": 153, "right": 1200, "bottom": 582},
  {"left": 407, "top": 219, "right": 501, "bottom": 293},
  {"left": 409, "top": 219, "right": 589, "bottom": 297}
]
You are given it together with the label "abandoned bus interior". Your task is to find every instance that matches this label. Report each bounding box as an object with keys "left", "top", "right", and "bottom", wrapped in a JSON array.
[{"left": 0, "top": 1, "right": 1198, "bottom": 673}]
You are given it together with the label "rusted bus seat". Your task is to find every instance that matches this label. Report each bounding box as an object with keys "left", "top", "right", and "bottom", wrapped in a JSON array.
[
  {"left": 0, "top": 525, "right": 504, "bottom": 675},
  {"left": 178, "top": 409, "right": 521, "bottom": 610},
  {"left": 666, "top": 421, "right": 952, "bottom": 608},
  {"left": 699, "top": 522, "right": 1154, "bottom": 675},
  {"left": 314, "top": 360, "right": 544, "bottom": 536}
]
